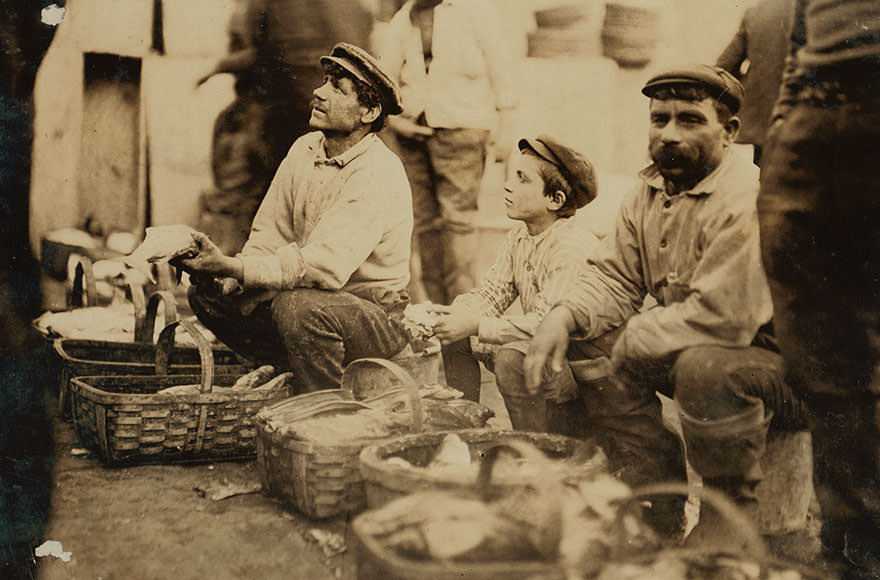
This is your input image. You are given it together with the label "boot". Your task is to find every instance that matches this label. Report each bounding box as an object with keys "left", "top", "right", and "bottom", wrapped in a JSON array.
[
  {"left": 417, "top": 229, "right": 447, "bottom": 304},
  {"left": 681, "top": 400, "right": 772, "bottom": 552},
  {"left": 502, "top": 394, "right": 546, "bottom": 432},
  {"left": 442, "top": 230, "right": 478, "bottom": 298}
]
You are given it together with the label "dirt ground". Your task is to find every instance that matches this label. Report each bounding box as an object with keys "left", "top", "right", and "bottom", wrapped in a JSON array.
[{"left": 38, "top": 414, "right": 357, "bottom": 580}]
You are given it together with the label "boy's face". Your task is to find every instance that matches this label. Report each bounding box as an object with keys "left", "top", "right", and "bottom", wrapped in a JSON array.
[{"left": 503, "top": 153, "right": 554, "bottom": 223}]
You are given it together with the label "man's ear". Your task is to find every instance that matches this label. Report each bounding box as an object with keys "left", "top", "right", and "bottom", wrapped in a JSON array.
[
  {"left": 361, "top": 104, "right": 381, "bottom": 126},
  {"left": 547, "top": 190, "right": 566, "bottom": 212},
  {"left": 723, "top": 115, "right": 741, "bottom": 145}
]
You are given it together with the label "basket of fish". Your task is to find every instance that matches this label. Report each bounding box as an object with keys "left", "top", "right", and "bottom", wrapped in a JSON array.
[
  {"left": 53, "top": 290, "right": 250, "bottom": 418},
  {"left": 69, "top": 319, "right": 290, "bottom": 465},
  {"left": 256, "top": 358, "right": 494, "bottom": 519},
  {"left": 352, "top": 439, "right": 635, "bottom": 580},
  {"left": 359, "top": 429, "right": 607, "bottom": 509}
]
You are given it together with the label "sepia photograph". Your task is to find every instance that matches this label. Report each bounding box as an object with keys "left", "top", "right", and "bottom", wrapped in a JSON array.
[{"left": 2, "top": 0, "right": 878, "bottom": 578}]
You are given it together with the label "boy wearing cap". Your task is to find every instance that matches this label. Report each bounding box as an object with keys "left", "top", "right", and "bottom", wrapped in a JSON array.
[
  {"left": 524, "top": 64, "right": 809, "bottom": 543},
  {"left": 431, "top": 136, "right": 607, "bottom": 432},
  {"left": 177, "top": 43, "right": 415, "bottom": 393}
]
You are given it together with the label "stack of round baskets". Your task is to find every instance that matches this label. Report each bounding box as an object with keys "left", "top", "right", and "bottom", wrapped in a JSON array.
[
  {"left": 601, "top": 1, "right": 661, "bottom": 68},
  {"left": 528, "top": 4, "right": 595, "bottom": 59}
]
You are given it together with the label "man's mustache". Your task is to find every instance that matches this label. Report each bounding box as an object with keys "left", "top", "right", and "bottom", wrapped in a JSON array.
[{"left": 653, "top": 147, "right": 689, "bottom": 166}]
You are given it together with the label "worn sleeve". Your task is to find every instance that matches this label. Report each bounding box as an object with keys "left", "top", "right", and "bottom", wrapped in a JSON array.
[
  {"left": 716, "top": 15, "right": 748, "bottom": 76},
  {"left": 613, "top": 204, "right": 772, "bottom": 364},
  {"left": 771, "top": 0, "right": 808, "bottom": 122},
  {"left": 471, "top": 0, "right": 518, "bottom": 110},
  {"left": 376, "top": 10, "right": 407, "bottom": 87},
  {"left": 559, "top": 189, "right": 647, "bottom": 339},
  {"left": 453, "top": 227, "right": 519, "bottom": 317},
  {"left": 479, "top": 229, "right": 599, "bottom": 344}
]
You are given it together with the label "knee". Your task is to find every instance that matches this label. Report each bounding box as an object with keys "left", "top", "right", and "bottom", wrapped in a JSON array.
[
  {"left": 270, "top": 288, "right": 325, "bottom": 336},
  {"left": 494, "top": 348, "right": 526, "bottom": 396}
]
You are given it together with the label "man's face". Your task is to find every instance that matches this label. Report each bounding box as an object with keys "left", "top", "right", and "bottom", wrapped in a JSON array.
[
  {"left": 503, "top": 153, "right": 553, "bottom": 223},
  {"left": 310, "top": 73, "right": 369, "bottom": 135},
  {"left": 648, "top": 97, "right": 734, "bottom": 187}
]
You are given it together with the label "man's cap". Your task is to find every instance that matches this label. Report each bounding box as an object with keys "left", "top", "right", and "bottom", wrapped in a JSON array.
[
  {"left": 518, "top": 135, "right": 598, "bottom": 208},
  {"left": 320, "top": 42, "right": 403, "bottom": 116},
  {"left": 641, "top": 63, "right": 745, "bottom": 114}
]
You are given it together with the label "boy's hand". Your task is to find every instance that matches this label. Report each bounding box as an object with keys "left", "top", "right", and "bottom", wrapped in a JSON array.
[
  {"left": 432, "top": 305, "right": 481, "bottom": 344},
  {"left": 524, "top": 307, "right": 575, "bottom": 394},
  {"left": 174, "top": 232, "right": 242, "bottom": 280}
]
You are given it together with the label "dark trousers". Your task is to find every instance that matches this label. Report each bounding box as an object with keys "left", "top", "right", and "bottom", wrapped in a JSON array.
[
  {"left": 393, "top": 128, "right": 490, "bottom": 304},
  {"left": 759, "top": 71, "right": 880, "bottom": 578},
  {"left": 189, "top": 286, "right": 410, "bottom": 393}
]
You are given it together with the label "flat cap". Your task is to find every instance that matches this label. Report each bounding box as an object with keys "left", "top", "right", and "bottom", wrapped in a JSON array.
[
  {"left": 519, "top": 135, "right": 598, "bottom": 208},
  {"left": 320, "top": 42, "right": 403, "bottom": 116},
  {"left": 641, "top": 63, "right": 744, "bottom": 114}
]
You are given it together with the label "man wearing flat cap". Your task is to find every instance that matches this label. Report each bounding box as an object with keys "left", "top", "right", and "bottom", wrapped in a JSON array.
[
  {"left": 429, "top": 135, "right": 606, "bottom": 432},
  {"left": 176, "top": 43, "right": 415, "bottom": 393},
  {"left": 525, "top": 63, "right": 809, "bottom": 543}
]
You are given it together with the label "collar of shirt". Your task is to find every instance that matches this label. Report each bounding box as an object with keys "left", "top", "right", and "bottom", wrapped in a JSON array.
[
  {"left": 309, "top": 133, "right": 378, "bottom": 167},
  {"left": 637, "top": 148, "right": 738, "bottom": 197},
  {"left": 512, "top": 217, "right": 570, "bottom": 246}
]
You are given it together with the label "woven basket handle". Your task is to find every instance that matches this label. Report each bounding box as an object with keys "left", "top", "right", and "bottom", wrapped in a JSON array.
[
  {"left": 341, "top": 358, "right": 423, "bottom": 433},
  {"left": 476, "top": 439, "right": 550, "bottom": 501},
  {"left": 614, "top": 482, "right": 767, "bottom": 560},
  {"left": 136, "top": 290, "right": 179, "bottom": 343},
  {"left": 67, "top": 254, "right": 96, "bottom": 308},
  {"left": 155, "top": 318, "right": 214, "bottom": 393}
]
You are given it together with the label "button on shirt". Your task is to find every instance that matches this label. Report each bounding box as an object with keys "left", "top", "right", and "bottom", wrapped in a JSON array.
[
  {"left": 237, "top": 131, "right": 413, "bottom": 302},
  {"left": 455, "top": 218, "right": 598, "bottom": 344},
  {"left": 560, "top": 149, "right": 772, "bottom": 363},
  {"left": 378, "top": 0, "right": 518, "bottom": 130}
]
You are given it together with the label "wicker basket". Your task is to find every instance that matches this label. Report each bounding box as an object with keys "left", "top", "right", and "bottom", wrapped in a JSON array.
[
  {"left": 359, "top": 429, "right": 606, "bottom": 509},
  {"left": 55, "top": 291, "right": 250, "bottom": 418},
  {"left": 70, "top": 319, "right": 288, "bottom": 465},
  {"left": 353, "top": 440, "right": 569, "bottom": 580},
  {"left": 257, "top": 358, "right": 423, "bottom": 519}
]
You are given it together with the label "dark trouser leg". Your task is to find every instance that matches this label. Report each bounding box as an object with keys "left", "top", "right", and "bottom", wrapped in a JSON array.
[
  {"left": 441, "top": 338, "right": 482, "bottom": 402},
  {"left": 428, "top": 128, "right": 489, "bottom": 300},
  {"left": 389, "top": 133, "right": 446, "bottom": 304},
  {"left": 270, "top": 288, "right": 410, "bottom": 393},
  {"left": 760, "top": 94, "right": 880, "bottom": 578},
  {"left": 187, "top": 284, "right": 288, "bottom": 368}
]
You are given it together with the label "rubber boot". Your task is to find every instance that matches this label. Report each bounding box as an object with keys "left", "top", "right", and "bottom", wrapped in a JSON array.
[
  {"left": 681, "top": 400, "right": 772, "bottom": 552},
  {"left": 502, "top": 393, "right": 547, "bottom": 432},
  {"left": 442, "top": 229, "right": 478, "bottom": 299},
  {"left": 417, "top": 229, "right": 447, "bottom": 304}
]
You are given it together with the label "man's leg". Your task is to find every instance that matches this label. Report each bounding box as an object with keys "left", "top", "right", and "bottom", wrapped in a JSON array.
[
  {"left": 428, "top": 128, "right": 490, "bottom": 300},
  {"left": 441, "top": 338, "right": 482, "bottom": 402},
  {"left": 187, "top": 284, "right": 288, "bottom": 368},
  {"left": 760, "top": 93, "right": 880, "bottom": 578},
  {"left": 270, "top": 288, "right": 411, "bottom": 393},
  {"left": 391, "top": 134, "right": 445, "bottom": 304},
  {"left": 672, "top": 345, "right": 809, "bottom": 546}
]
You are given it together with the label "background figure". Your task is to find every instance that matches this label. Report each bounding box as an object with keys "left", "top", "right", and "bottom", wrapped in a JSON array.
[
  {"left": 199, "top": 0, "right": 372, "bottom": 254},
  {"left": 759, "top": 1, "right": 880, "bottom": 578},
  {"left": 716, "top": 0, "right": 795, "bottom": 165},
  {"left": 0, "top": 1, "right": 58, "bottom": 577},
  {"left": 379, "top": 0, "right": 518, "bottom": 305}
]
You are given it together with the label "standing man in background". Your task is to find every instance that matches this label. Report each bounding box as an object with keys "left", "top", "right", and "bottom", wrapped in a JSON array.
[
  {"left": 378, "top": 0, "right": 518, "bottom": 304},
  {"left": 759, "top": 0, "right": 880, "bottom": 577},
  {"left": 716, "top": 0, "right": 796, "bottom": 165}
]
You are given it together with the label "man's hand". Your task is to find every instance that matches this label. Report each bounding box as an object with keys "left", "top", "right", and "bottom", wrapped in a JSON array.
[
  {"left": 387, "top": 116, "right": 434, "bottom": 141},
  {"left": 524, "top": 306, "right": 576, "bottom": 394},
  {"left": 174, "top": 232, "right": 242, "bottom": 280},
  {"left": 430, "top": 304, "right": 481, "bottom": 344}
]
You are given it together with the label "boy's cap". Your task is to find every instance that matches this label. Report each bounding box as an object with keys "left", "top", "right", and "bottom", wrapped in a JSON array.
[
  {"left": 519, "top": 135, "right": 597, "bottom": 208},
  {"left": 320, "top": 42, "right": 403, "bottom": 116},
  {"left": 641, "top": 63, "right": 744, "bottom": 114}
]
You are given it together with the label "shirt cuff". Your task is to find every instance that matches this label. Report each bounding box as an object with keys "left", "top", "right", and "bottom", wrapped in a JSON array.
[{"left": 240, "top": 245, "right": 306, "bottom": 290}]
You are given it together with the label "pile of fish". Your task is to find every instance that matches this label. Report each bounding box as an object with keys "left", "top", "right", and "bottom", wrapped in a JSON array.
[{"left": 156, "top": 366, "right": 291, "bottom": 396}]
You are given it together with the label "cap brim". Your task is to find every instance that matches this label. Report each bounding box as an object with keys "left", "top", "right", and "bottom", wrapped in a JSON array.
[
  {"left": 518, "top": 137, "right": 564, "bottom": 168},
  {"left": 320, "top": 55, "right": 373, "bottom": 87}
]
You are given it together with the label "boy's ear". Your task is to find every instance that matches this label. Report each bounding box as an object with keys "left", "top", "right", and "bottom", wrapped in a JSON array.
[{"left": 546, "top": 190, "right": 566, "bottom": 212}]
